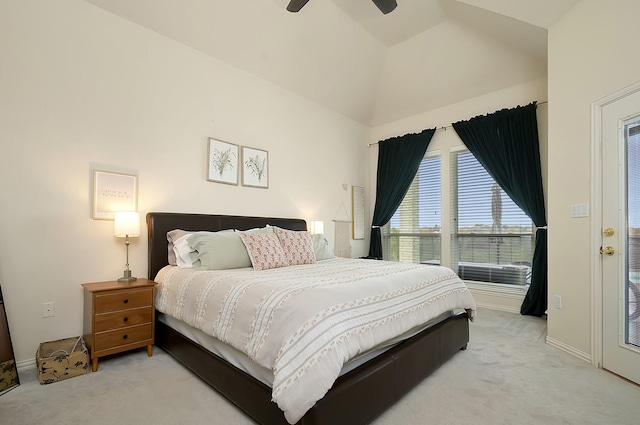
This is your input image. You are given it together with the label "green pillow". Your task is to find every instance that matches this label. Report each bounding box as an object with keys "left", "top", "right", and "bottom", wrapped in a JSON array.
[{"left": 188, "top": 231, "right": 252, "bottom": 270}]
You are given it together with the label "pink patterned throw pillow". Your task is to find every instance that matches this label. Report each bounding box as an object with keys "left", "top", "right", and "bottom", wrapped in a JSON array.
[
  {"left": 239, "top": 232, "right": 287, "bottom": 271},
  {"left": 277, "top": 228, "right": 317, "bottom": 266}
]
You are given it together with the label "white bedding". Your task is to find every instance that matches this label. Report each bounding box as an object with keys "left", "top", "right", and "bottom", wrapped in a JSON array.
[
  {"left": 155, "top": 258, "right": 476, "bottom": 424},
  {"left": 156, "top": 310, "right": 445, "bottom": 387}
]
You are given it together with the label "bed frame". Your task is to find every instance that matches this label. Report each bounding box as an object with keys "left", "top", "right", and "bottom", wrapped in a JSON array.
[{"left": 147, "top": 212, "right": 469, "bottom": 425}]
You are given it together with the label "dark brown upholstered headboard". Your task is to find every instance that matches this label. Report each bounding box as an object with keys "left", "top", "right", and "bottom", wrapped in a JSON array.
[{"left": 146, "top": 212, "right": 307, "bottom": 280}]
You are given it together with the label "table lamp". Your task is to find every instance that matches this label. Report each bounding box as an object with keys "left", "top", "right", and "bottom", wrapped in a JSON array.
[{"left": 114, "top": 211, "right": 140, "bottom": 282}]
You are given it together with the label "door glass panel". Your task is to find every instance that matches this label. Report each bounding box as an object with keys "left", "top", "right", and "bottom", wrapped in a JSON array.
[{"left": 625, "top": 119, "right": 640, "bottom": 348}]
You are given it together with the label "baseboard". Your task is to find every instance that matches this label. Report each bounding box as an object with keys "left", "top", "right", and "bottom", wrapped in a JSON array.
[
  {"left": 17, "top": 358, "right": 36, "bottom": 373},
  {"left": 473, "top": 301, "right": 521, "bottom": 314},
  {"left": 546, "top": 336, "right": 592, "bottom": 364}
]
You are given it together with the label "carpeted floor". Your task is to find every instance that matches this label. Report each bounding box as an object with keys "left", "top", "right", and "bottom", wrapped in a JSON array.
[{"left": 1, "top": 308, "right": 638, "bottom": 424}]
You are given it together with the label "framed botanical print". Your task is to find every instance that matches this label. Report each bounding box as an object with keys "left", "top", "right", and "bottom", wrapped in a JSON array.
[
  {"left": 207, "top": 137, "right": 239, "bottom": 185},
  {"left": 241, "top": 146, "right": 268, "bottom": 189}
]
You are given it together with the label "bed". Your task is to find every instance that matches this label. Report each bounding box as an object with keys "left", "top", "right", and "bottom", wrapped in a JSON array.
[{"left": 147, "top": 212, "right": 475, "bottom": 425}]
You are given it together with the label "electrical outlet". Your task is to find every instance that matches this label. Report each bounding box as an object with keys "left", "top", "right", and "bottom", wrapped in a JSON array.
[
  {"left": 554, "top": 295, "right": 562, "bottom": 309},
  {"left": 42, "top": 302, "right": 55, "bottom": 318}
]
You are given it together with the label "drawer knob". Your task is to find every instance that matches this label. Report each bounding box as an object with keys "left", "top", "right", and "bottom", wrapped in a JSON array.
[
  {"left": 123, "top": 317, "right": 129, "bottom": 323},
  {"left": 123, "top": 334, "right": 128, "bottom": 340},
  {"left": 123, "top": 298, "right": 129, "bottom": 304}
]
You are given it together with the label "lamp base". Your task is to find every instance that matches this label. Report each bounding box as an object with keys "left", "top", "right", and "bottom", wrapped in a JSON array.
[{"left": 118, "top": 269, "right": 137, "bottom": 283}]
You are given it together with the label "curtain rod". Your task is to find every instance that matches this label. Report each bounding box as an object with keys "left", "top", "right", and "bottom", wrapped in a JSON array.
[{"left": 368, "top": 100, "right": 548, "bottom": 147}]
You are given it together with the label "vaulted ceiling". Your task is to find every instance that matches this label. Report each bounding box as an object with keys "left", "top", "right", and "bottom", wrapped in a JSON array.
[{"left": 83, "top": 0, "right": 580, "bottom": 126}]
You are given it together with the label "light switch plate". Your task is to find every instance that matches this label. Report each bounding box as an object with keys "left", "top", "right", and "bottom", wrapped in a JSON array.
[{"left": 571, "top": 203, "right": 589, "bottom": 218}]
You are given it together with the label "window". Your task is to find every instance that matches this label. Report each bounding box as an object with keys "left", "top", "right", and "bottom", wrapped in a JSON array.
[
  {"left": 382, "top": 148, "right": 534, "bottom": 287},
  {"left": 382, "top": 154, "right": 441, "bottom": 263},
  {"left": 451, "top": 150, "right": 533, "bottom": 286}
]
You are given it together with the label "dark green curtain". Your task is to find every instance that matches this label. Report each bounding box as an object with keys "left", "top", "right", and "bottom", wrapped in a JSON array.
[
  {"left": 452, "top": 103, "right": 547, "bottom": 316},
  {"left": 368, "top": 129, "right": 435, "bottom": 259}
]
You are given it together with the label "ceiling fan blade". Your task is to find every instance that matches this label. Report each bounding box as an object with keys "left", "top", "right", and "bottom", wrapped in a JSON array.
[
  {"left": 372, "top": 0, "right": 397, "bottom": 14},
  {"left": 287, "top": 0, "right": 310, "bottom": 13}
]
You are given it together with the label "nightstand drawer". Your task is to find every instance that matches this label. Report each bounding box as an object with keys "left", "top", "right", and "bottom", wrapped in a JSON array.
[
  {"left": 94, "top": 306, "right": 152, "bottom": 332},
  {"left": 94, "top": 323, "right": 152, "bottom": 351},
  {"left": 95, "top": 288, "right": 152, "bottom": 313}
]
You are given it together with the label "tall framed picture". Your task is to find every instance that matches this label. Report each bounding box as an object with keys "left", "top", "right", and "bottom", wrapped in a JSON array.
[
  {"left": 207, "top": 137, "right": 239, "bottom": 185},
  {"left": 241, "top": 146, "right": 269, "bottom": 188},
  {"left": 352, "top": 186, "right": 365, "bottom": 240},
  {"left": 92, "top": 170, "right": 138, "bottom": 220}
]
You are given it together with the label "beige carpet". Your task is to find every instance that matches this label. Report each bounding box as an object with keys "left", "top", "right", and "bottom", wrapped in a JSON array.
[{"left": 1, "top": 309, "right": 638, "bottom": 424}]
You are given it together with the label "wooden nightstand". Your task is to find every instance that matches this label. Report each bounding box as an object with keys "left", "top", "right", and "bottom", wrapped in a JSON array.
[{"left": 82, "top": 279, "right": 155, "bottom": 372}]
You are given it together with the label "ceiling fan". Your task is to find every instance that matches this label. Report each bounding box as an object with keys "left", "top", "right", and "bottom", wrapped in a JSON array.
[{"left": 287, "top": 0, "right": 397, "bottom": 15}]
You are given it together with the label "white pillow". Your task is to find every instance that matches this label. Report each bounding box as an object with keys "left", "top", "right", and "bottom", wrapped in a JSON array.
[
  {"left": 173, "top": 233, "right": 197, "bottom": 268},
  {"left": 235, "top": 225, "right": 275, "bottom": 234},
  {"left": 167, "top": 229, "right": 191, "bottom": 265},
  {"left": 312, "top": 234, "right": 335, "bottom": 261}
]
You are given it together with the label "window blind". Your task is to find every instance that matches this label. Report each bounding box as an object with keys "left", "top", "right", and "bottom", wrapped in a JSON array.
[
  {"left": 383, "top": 155, "right": 441, "bottom": 263},
  {"left": 451, "top": 150, "right": 533, "bottom": 285}
]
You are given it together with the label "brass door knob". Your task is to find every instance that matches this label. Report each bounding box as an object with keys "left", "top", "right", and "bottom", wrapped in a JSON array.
[
  {"left": 603, "top": 228, "right": 614, "bottom": 237},
  {"left": 600, "top": 246, "right": 616, "bottom": 256}
]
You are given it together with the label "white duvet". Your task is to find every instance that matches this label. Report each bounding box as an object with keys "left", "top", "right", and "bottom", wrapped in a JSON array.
[{"left": 155, "top": 258, "right": 476, "bottom": 424}]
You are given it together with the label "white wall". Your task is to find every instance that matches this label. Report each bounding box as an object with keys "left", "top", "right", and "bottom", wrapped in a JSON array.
[
  {"left": 0, "top": 0, "right": 370, "bottom": 363},
  {"left": 547, "top": 0, "right": 640, "bottom": 359},
  {"left": 369, "top": 79, "right": 548, "bottom": 312}
]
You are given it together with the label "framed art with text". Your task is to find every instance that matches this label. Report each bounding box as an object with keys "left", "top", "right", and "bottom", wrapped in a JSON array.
[{"left": 92, "top": 170, "right": 138, "bottom": 220}]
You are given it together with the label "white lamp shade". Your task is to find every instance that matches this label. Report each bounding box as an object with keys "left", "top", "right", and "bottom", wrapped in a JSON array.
[
  {"left": 114, "top": 211, "right": 140, "bottom": 237},
  {"left": 310, "top": 220, "right": 324, "bottom": 235}
]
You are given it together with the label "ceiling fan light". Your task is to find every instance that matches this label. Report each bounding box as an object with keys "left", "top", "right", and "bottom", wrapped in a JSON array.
[
  {"left": 287, "top": 0, "right": 310, "bottom": 13},
  {"left": 372, "top": 0, "right": 397, "bottom": 14},
  {"left": 287, "top": 0, "right": 397, "bottom": 14}
]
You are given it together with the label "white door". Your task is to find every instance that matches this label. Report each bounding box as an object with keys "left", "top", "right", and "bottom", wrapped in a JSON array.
[{"left": 601, "top": 86, "right": 640, "bottom": 385}]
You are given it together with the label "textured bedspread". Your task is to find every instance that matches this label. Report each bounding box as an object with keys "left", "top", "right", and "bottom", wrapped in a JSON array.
[{"left": 155, "top": 258, "right": 476, "bottom": 423}]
